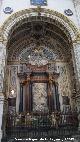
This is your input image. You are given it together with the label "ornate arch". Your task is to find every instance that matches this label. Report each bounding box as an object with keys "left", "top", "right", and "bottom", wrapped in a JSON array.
[{"left": 0, "top": 8, "right": 79, "bottom": 43}]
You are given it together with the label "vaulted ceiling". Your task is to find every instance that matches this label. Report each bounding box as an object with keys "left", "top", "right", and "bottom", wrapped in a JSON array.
[{"left": 7, "top": 16, "right": 72, "bottom": 63}]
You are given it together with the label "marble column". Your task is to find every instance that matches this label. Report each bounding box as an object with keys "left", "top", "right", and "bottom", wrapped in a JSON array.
[
  {"left": 25, "top": 74, "right": 30, "bottom": 113},
  {"left": 19, "top": 83, "right": 23, "bottom": 112},
  {"left": 52, "top": 83, "right": 56, "bottom": 111},
  {"left": 55, "top": 83, "right": 60, "bottom": 111},
  {"left": 25, "top": 82, "right": 30, "bottom": 112},
  {"left": 29, "top": 83, "right": 32, "bottom": 112}
]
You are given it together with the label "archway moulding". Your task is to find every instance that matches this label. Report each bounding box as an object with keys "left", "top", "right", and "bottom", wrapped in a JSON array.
[{"left": 0, "top": 8, "right": 79, "bottom": 44}]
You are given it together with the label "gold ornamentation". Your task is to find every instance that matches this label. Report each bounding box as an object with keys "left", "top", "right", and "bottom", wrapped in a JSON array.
[{"left": 49, "top": 74, "right": 54, "bottom": 84}]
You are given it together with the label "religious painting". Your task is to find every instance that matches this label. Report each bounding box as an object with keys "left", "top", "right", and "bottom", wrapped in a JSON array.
[{"left": 32, "top": 83, "right": 48, "bottom": 112}]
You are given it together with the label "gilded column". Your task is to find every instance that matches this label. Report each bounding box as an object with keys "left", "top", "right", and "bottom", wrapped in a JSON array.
[{"left": 54, "top": 82, "right": 60, "bottom": 111}]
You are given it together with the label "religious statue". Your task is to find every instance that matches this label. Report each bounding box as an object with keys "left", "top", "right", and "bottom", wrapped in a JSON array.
[{"left": 51, "top": 112, "right": 57, "bottom": 127}]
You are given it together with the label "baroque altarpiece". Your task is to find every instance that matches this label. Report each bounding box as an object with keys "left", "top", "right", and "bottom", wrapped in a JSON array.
[{"left": 7, "top": 45, "right": 73, "bottom": 115}]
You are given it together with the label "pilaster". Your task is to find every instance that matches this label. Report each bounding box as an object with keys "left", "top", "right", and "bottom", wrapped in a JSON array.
[
  {"left": 0, "top": 41, "right": 6, "bottom": 93},
  {"left": 72, "top": 35, "right": 80, "bottom": 130},
  {"left": 0, "top": 94, "right": 4, "bottom": 142},
  {"left": 0, "top": 40, "right": 7, "bottom": 141},
  {"left": 73, "top": 0, "right": 80, "bottom": 27},
  {"left": 73, "top": 42, "right": 80, "bottom": 84}
]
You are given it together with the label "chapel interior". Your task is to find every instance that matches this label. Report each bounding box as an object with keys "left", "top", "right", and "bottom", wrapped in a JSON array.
[{"left": 1, "top": 0, "right": 80, "bottom": 141}]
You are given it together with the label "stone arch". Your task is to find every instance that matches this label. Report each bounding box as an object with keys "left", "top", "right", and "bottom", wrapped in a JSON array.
[
  {"left": 0, "top": 8, "right": 79, "bottom": 43},
  {"left": 0, "top": 8, "right": 80, "bottom": 142},
  {"left": 0, "top": 7, "right": 79, "bottom": 97},
  {"left": 0, "top": 7, "right": 79, "bottom": 100}
]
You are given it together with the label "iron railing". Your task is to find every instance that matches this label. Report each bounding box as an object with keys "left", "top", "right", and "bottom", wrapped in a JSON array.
[{"left": 2, "top": 111, "right": 79, "bottom": 142}]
